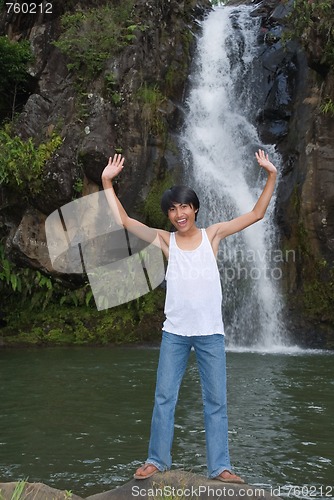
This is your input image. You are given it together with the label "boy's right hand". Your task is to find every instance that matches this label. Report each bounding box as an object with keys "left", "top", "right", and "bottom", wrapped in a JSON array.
[{"left": 101, "top": 153, "right": 125, "bottom": 182}]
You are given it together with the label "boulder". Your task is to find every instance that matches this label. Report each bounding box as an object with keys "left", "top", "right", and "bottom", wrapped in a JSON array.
[
  {"left": 86, "top": 471, "right": 282, "bottom": 499},
  {"left": 0, "top": 471, "right": 283, "bottom": 500},
  {"left": 0, "top": 481, "right": 83, "bottom": 500}
]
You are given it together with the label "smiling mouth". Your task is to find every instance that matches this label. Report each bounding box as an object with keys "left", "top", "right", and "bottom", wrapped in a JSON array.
[{"left": 176, "top": 218, "right": 187, "bottom": 227}]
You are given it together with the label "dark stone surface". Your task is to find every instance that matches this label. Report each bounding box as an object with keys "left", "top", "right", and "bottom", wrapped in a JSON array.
[{"left": 0, "top": 471, "right": 283, "bottom": 499}]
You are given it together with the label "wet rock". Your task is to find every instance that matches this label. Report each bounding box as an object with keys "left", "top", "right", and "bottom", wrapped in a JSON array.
[
  {"left": 9, "top": 208, "right": 52, "bottom": 271},
  {"left": 269, "top": 0, "right": 292, "bottom": 22}
]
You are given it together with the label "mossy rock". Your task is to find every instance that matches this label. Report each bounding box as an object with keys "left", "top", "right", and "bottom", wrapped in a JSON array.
[
  {"left": 1, "top": 289, "right": 165, "bottom": 347},
  {"left": 143, "top": 171, "right": 175, "bottom": 229}
]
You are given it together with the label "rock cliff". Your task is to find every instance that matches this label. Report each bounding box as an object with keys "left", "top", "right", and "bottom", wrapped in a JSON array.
[
  {"left": 0, "top": 0, "right": 333, "bottom": 347},
  {"left": 250, "top": 0, "right": 334, "bottom": 346},
  {"left": 226, "top": 0, "right": 334, "bottom": 346},
  {"left": 0, "top": 0, "right": 210, "bottom": 275}
]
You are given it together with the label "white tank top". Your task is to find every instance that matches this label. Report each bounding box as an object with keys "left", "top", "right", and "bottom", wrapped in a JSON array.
[{"left": 163, "top": 229, "right": 225, "bottom": 336}]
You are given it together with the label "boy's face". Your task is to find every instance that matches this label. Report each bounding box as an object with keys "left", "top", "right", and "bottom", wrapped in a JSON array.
[{"left": 167, "top": 203, "right": 198, "bottom": 232}]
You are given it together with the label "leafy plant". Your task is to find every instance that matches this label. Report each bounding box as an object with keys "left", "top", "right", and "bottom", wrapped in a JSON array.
[
  {"left": 0, "top": 36, "right": 33, "bottom": 120},
  {"left": 285, "top": 0, "right": 334, "bottom": 68},
  {"left": 104, "top": 71, "right": 123, "bottom": 105},
  {"left": 136, "top": 83, "right": 167, "bottom": 135},
  {"left": 73, "top": 177, "right": 84, "bottom": 196},
  {"left": 142, "top": 170, "right": 174, "bottom": 229},
  {"left": 320, "top": 97, "right": 334, "bottom": 115},
  {"left": 0, "top": 246, "right": 57, "bottom": 310},
  {"left": 0, "top": 124, "right": 62, "bottom": 197},
  {"left": 0, "top": 479, "right": 27, "bottom": 500},
  {"left": 53, "top": 1, "right": 136, "bottom": 82},
  {"left": 10, "top": 480, "right": 26, "bottom": 500},
  {"left": 0, "top": 245, "right": 22, "bottom": 293},
  {"left": 0, "top": 37, "right": 32, "bottom": 90},
  {"left": 104, "top": 71, "right": 118, "bottom": 92},
  {"left": 1, "top": 236, "right": 112, "bottom": 320}
]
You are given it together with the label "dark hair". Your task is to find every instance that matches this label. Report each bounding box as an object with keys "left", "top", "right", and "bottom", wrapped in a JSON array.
[{"left": 160, "top": 185, "right": 200, "bottom": 220}]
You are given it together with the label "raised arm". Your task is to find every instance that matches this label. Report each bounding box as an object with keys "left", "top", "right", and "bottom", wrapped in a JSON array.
[
  {"left": 207, "top": 149, "right": 277, "bottom": 248},
  {"left": 101, "top": 154, "right": 170, "bottom": 254},
  {"left": 101, "top": 154, "right": 126, "bottom": 226}
]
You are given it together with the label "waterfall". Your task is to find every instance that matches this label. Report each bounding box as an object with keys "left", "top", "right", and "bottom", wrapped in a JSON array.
[{"left": 180, "top": 5, "right": 287, "bottom": 350}]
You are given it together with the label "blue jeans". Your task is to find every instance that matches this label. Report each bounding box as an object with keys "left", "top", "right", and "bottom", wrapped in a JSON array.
[{"left": 146, "top": 331, "right": 231, "bottom": 478}]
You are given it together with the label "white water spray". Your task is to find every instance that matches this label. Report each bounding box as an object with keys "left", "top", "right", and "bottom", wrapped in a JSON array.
[{"left": 180, "top": 6, "right": 287, "bottom": 349}]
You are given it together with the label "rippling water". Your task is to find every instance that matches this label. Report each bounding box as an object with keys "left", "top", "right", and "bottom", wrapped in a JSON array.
[{"left": 0, "top": 347, "right": 333, "bottom": 498}]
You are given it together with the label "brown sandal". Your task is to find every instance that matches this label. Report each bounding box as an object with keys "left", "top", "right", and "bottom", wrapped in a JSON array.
[
  {"left": 133, "top": 463, "right": 160, "bottom": 480},
  {"left": 214, "top": 470, "right": 245, "bottom": 484}
]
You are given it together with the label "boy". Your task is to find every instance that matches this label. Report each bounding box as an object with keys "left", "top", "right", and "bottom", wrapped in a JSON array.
[{"left": 101, "top": 149, "right": 277, "bottom": 484}]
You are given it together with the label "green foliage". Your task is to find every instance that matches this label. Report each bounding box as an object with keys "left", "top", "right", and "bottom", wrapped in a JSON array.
[
  {"left": 73, "top": 177, "right": 84, "bottom": 197},
  {"left": 53, "top": 1, "right": 136, "bottom": 82},
  {"left": 320, "top": 97, "right": 334, "bottom": 115},
  {"left": 104, "top": 71, "right": 118, "bottom": 92},
  {"left": 10, "top": 480, "right": 26, "bottom": 500},
  {"left": 1, "top": 289, "right": 165, "bottom": 346},
  {"left": 0, "top": 124, "right": 62, "bottom": 197},
  {"left": 0, "top": 243, "right": 90, "bottom": 311},
  {"left": 290, "top": 217, "right": 334, "bottom": 325},
  {"left": 0, "top": 479, "right": 28, "bottom": 500},
  {"left": 104, "top": 71, "right": 123, "bottom": 105},
  {"left": 136, "top": 83, "right": 167, "bottom": 136},
  {"left": 137, "top": 84, "right": 164, "bottom": 105},
  {"left": 0, "top": 245, "right": 57, "bottom": 310},
  {"left": 143, "top": 171, "right": 174, "bottom": 229},
  {"left": 285, "top": 0, "right": 334, "bottom": 67},
  {"left": 0, "top": 36, "right": 33, "bottom": 120},
  {"left": 1, "top": 257, "right": 109, "bottom": 346},
  {"left": 0, "top": 36, "right": 33, "bottom": 90},
  {"left": 1, "top": 241, "right": 165, "bottom": 346},
  {"left": 303, "top": 260, "right": 334, "bottom": 321},
  {"left": 0, "top": 245, "right": 21, "bottom": 293}
]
